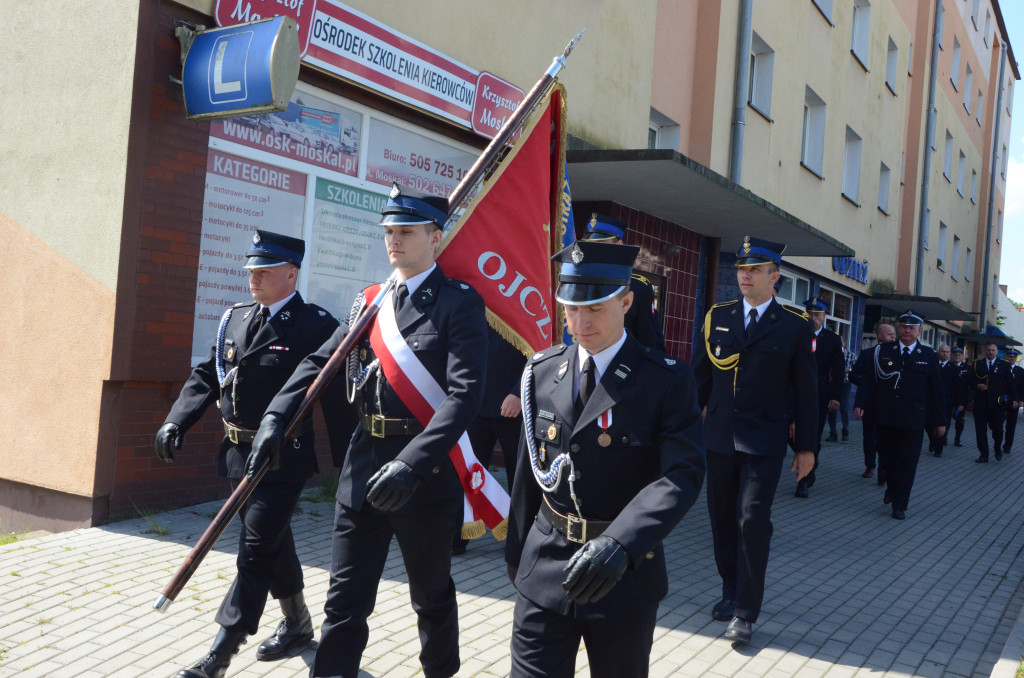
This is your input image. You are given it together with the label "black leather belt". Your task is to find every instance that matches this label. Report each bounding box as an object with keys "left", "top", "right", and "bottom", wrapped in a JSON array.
[
  {"left": 541, "top": 497, "right": 611, "bottom": 544},
  {"left": 223, "top": 419, "right": 311, "bottom": 445},
  {"left": 360, "top": 413, "right": 424, "bottom": 438}
]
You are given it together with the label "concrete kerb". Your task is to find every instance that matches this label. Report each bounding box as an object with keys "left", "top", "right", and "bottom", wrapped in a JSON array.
[{"left": 991, "top": 603, "right": 1024, "bottom": 678}]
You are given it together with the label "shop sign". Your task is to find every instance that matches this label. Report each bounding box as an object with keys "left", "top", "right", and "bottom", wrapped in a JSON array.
[
  {"left": 217, "top": 0, "right": 523, "bottom": 138},
  {"left": 832, "top": 257, "right": 869, "bottom": 285},
  {"left": 183, "top": 16, "right": 300, "bottom": 120}
]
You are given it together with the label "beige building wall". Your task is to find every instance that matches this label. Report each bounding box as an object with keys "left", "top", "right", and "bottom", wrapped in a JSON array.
[{"left": 0, "top": 2, "right": 138, "bottom": 502}]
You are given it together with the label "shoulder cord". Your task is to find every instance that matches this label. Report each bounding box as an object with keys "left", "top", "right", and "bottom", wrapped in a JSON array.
[
  {"left": 344, "top": 292, "right": 379, "bottom": 404},
  {"left": 873, "top": 344, "right": 901, "bottom": 390},
  {"left": 521, "top": 364, "right": 585, "bottom": 517},
  {"left": 214, "top": 307, "right": 242, "bottom": 417},
  {"left": 703, "top": 308, "right": 740, "bottom": 393},
  {"left": 974, "top": 359, "right": 990, "bottom": 381}
]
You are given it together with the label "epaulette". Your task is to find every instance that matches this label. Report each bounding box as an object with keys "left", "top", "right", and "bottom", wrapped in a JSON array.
[
  {"left": 307, "top": 303, "right": 336, "bottom": 321},
  {"left": 631, "top": 272, "right": 651, "bottom": 286},
  {"left": 640, "top": 349, "right": 684, "bottom": 372},
  {"left": 232, "top": 300, "right": 256, "bottom": 308},
  {"left": 710, "top": 299, "right": 740, "bottom": 310},
  {"left": 528, "top": 344, "right": 568, "bottom": 364},
  {"left": 782, "top": 304, "right": 810, "bottom": 320},
  {"left": 444, "top": 277, "right": 475, "bottom": 292}
]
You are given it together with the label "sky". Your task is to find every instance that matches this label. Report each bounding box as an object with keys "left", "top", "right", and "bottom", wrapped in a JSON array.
[{"left": 997, "top": 4, "right": 1024, "bottom": 303}]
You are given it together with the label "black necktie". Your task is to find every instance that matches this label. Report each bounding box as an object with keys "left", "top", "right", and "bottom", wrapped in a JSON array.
[
  {"left": 576, "top": 357, "right": 596, "bottom": 414},
  {"left": 394, "top": 282, "right": 409, "bottom": 314},
  {"left": 248, "top": 306, "right": 268, "bottom": 342},
  {"left": 745, "top": 308, "right": 758, "bottom": 338}
]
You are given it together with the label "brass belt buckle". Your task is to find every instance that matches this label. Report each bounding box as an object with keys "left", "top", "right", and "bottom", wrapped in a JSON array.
[
  {"left": 566, "top": 514, "right": 586, "bottom": 543},
  {"left": 227, "top": 427, "right": 239, "bottom": 444},
  {"left": 370, "top": 414, "right": 386, "bottom": 438}
]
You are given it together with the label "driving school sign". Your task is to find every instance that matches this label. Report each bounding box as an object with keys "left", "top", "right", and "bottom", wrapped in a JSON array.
[{"left": 216, "top": 0, "right": 523, "bottom": 138}]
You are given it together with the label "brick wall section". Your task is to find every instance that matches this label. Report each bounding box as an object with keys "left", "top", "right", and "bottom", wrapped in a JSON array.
[
  {"left": 573, "top": 202, "right": 703, "bottom": 361},
  {"left": 107, "top": 6, "right": 339, "bottom": 517}
]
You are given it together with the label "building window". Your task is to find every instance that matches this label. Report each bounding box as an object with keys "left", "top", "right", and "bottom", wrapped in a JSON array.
[
  {"left": 971, "top": 0, "right": 981, "bottom": 28},
  {"left": 843, "top": 126, "right": 862, "bottom": 203},
  {"left": 952, "top": 235, "right": 961, "bottom": 279},
  {"left": 908, "top": 42, "right": 914, "bottom": 75},
  {"left": 1002, "top": 144, "right": 1008, "bottom": 178},
  {"left": 777, "top": 270, "right": 811, "bottom": 308},
  {"left": 878, "top": 162, "right": 891, "bottom": 214},
  {"left": 976, "top": 91, "right": 983, "bottom": 125},
  {"left": 813, "top": 0, "right": 834, "bottom": 23},
  {"left": 851, "top": 0, "right": 871, "bottom": 68},
  {"left": 964, "top": 65, "right": 973, "bottom": 112},
  {"left": 957, "top": 150, "right": 966, "bottom": 196},
  {"left": 984, "top": 10, "right": 992, "bottom": 46},
  {"left": 997, "top": 209, "right": 1003, "bottom": 242},
  {"left": 817, "top": 287, "right": 853, "bottom": 346},
  {"left": 885, "top": 38, "right": 899, "bottom": 94},
  {"left": 951, "top": 38, "right": 961, "bottom": 89},
  {"left": 966, "top": 247, "right": 973, "bottom": 280},
  {"left": 943, "top": 131, "right": 954, "bottom": 180},
  {"left": 648, "top": 125, "right": 658, "bottom": 150},
  {"left": 993, "top": 275, "right": 999, "bottom": 308},
  {"left": 937, "top": 222, "right": 948, "bottom": 270},
  {"left": 802, "top": 87, "right": 826, "bottom": 176},
  {"left": 971, "top": 169, "right": 978, "bottom": 203},
  {"left": 749, "top": 32, "right": 775, "bottom": 117}
]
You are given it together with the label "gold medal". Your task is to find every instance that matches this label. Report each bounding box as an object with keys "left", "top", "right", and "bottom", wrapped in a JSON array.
[
  {"left": 547, "top": 424, "right": 557, "bottom": 440},
  {"left": 226, "top": 346, "right": 235, "bottom": 360},
  {"left": 598, "top": 432, "right": 612, "bottom": 447},
  {"left": 540, "top": 443, "right": 546, "bottom": 462}
]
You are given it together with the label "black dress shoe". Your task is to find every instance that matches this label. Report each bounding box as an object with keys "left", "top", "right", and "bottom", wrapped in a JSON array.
[
  {"left": 996, "top": 450, "right": 1003, "bottom": 461},
  {"left": 883, "top": 490, "right": 892, "bottom": 505},
  {"left": 975, "top": 456, "right": 989, "bottom": 463},
  {"left": 177, "top": 652, "right": 229, "bottom": 678},
  {"left": 451, "top": 539, "right": 468, "bottom": 555},
  {"left": 711, "top": 598, "right": 736, "bottom": 621},
  {"left": 724, "top": 617, "right": 752, "bottom": 643},
  {"left": 842, "top": 430, "right": 849, "bottom": 441},
  {"left": 892, "top": 509, "right": 906, "bottom": 520},
  {"left": 877, "top": 470, "right": 887, "bottom": 486},
  {"left": 257, "top": 593, "right": 314, "bottom": 661},
  {"left": 795, "top": 481, "right": 809, "bottom": 498},
  {"left": 954, "top": 440, "right": 963, "bottom": 447},
  {"left": 1005, "top": 446, "right": 1012, "bottom": 455},
  {"left": 827, "top": 432, "right": 838, "bottom": 442}
]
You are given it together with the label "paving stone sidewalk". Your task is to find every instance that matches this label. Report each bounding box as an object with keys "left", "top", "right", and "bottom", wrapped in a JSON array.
[{"left": 3, "top": 414, "right": 1024, "bottom": 677}]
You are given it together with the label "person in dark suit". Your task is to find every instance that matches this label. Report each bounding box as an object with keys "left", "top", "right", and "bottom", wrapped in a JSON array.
[
  {"left": 1003, "top": 349, "right": 1024, "bottom": 454},
  {"left": 969, "top": 340, "right": 1017, "bottom": 462},
  {"left": 853, "top": 311, "right": 945, "bottom": 520},
  {"left": 928, "top": 344, "right": 958, "bottom": 457},
  {"left": 693, "top": 236, "right": 817, "bottom": 644},
  {"left": 156, "top": 231, "right": 346, "bottom": 678},
  {"left": 451, "top": 327, "right": 526, "bottom": 555},
  {"left": 579, "top": 214, "right": 666, "bottom": 351},
  {"left": 952, "top": 347, "right": 971, "bottom": 446},
  {"left": 798, "top": 296, "right": 843, "bottom": 498},
  {"left": 504, "top": 240, "right": 705, "bottom": 677},
  {"left": 849, "top": 322, "right": 896, "bottom": 480},
  {"left": 250, "top": 185, "right": 487, "bottom": 678}
]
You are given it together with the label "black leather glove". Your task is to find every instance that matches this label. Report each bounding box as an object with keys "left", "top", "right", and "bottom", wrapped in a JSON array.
[
  {"left": 507, "top": 564, "right": 519, "bottom": 589},
  {"left": 365, "top": 460, "right": 421, "bottom": 511},
  {"left": 154, "top": 423, "right": 183, "bottom": 463},
  {"left": 561, "top": 535, "right": 631, "bottom": 605},
  {"left": 246, "top": 413, "right": 285, "bottom": 480}
]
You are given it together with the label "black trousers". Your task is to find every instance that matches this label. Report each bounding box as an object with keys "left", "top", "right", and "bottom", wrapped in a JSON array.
[
  {"left": 706, "top": 450, "right": 785, "bottom": 623},
  {"left": 215, "top": 478, "right": 306, "bottom": 635},
  {"left": 1005, "top": 407, "right": 1020, "bottom": 450},
  {"left": 509, "top": 593, "right": 657, "bottom": 678},
  {"left": 954, "top": 408, "right": 966, "bottom": 440},
  {"left": 861, "top": 412, "right": 880, "bottom": 471},
  {"left": 928, "top": 409, "right": 954, "bottom": 454},
  {"left": 974, "top": 404, "right": 1006, "bottom": 458},
  {"left": 875, "top": 425, "right": 923, "bottom": 512},
  {"left": 310, "top": 500, "right": 462, "bottom": 678}
]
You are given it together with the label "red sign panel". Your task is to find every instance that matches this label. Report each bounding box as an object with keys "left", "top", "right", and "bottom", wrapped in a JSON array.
[
  {"left": 472, "top": 72, "right": 525, "bottom": 138},
  {"left": 215, "top": 0, "right": 318, "bottom": 56}
]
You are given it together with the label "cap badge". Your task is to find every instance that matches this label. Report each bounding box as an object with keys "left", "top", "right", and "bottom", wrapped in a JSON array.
[
  {"left": 389, "top": 183, "right": 401, "bottom": 199},
  {"left": 742, "top": 235, "right": 751, "bottom": 254},
  {"left": 571, "top": 243, "right": 584, "bottom": 264},
  {"left": 252, "top": 232, "right": 261, "bottom": 244},
  {"left": 589, "top": 215, "right": 597, "bottom": 228}
]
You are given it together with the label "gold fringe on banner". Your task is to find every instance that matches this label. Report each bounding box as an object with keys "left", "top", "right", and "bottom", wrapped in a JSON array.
[
  {"left": 490, "top": 517, "right": 509, "bottom": 542},
  {"left": 461, "top": 519, "right": 487, "bottom": 540}
]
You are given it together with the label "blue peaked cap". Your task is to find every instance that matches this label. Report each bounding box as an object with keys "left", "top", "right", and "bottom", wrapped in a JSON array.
[
  {"left": 379, "top": 183, "right": 448, "bottom": 228},
  {"left": 553, "top": 240, "right": 638, "bottom": 306},
  {"left": 245, "top": 229, "right": 305, "bottom": 268},
  {"left": 735, "top": 235, "right": 785, "bottom": 266},
  {"left": 583, "top": 213, "right": 627, "bottom": 241}
]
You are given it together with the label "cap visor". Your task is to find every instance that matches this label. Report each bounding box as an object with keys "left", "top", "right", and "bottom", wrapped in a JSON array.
[
  {"left": 735, "top": 256, "right": 777, "bottom": 267},
  {"left": 582, "top": 232, "right": 618, "bottom": 241},
  {"left": 555, "top": 283, "right": 627, "bottom": 306},
  {"left": 244, "top": 256, "right": 291, "bottom": 269},
  {"left": 379, "top": 214, "right": 434, "bottom": 226}
]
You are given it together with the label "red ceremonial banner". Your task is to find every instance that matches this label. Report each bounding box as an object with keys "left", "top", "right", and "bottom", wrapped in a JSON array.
[{"left": 436, "top": 85, "right": 567, "bottom": 355}]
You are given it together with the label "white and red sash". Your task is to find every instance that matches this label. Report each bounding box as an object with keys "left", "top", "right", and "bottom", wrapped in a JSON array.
[{"left": 364, "top": 282, "right": 510, "bottom": 539}]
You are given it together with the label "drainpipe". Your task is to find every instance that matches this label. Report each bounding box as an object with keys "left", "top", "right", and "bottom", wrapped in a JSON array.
[
  {"left": 729, "top": 0, "right": 754, "bottom": 184},
  {"left": 916, "top": 0, "right": 943, "bottom": 295},
  {"left": 979, "top": 42, "right": 1007, "bottom": 329}
]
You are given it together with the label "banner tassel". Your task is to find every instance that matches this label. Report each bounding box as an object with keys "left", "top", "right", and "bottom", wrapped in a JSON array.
[
  {"left": 461, "top": 519, "right": 487, "bottom": 540},
  {"left": 490, "top": 517, "right": 509, "bottom": 542}
]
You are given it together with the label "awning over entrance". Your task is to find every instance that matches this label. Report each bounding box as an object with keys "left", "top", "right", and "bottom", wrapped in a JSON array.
[
  {"left": 960, "top": 324, "right": 1022, "bottom": 346},
  {"left": 566, "top": 149, "right": 853, "bottom": 257},
  {"left": 865, "top": 294, "right": 976, "bottom": 322}
]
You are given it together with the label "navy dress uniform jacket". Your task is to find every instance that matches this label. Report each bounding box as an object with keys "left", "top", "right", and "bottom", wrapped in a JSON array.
[
  {"left": 625, "top": 273, "right": 666, "bottom": 351},
  {"left": 268, "top": 266, "right": 488, "bottom": 511},
  {"left": 505, "top": 337, "right": 706, "bottom": 618},
  {"left": 166, "top": 293, "right": 345, "bottom": 481},
  {"left": 853, "top": 343, "right": 945, "bottom": 431},
  {"left": 693, "top": 299, "right": 818, "bottom": 456},
  {"left": 938, "top": 361, "right": 962, "bottom": 410},
  {"left": 813, "top": 328, "right": 845, "bottom": 404},
  {"left": 968, "top": 358, "right": 1018, "bottom": 408}
]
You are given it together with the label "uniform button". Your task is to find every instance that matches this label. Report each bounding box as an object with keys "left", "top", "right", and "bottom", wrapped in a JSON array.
[
  {"left": 570, "top": 444, "right": 580, "bottom": 453},
  {"left": 413, "top": 340, "right": 419, "bottom": 348},
  {"left": 645, "top": 551, "right": 654, "bottom": 560},
  {"left": 432, "top": 466, "right": 440, "bottom": 474},
  {"left": 622, "top": 436, "right": 630, "bottom": 444},
  {"left": 241, "top": 360, "right": 248, "bottom": 366}
]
